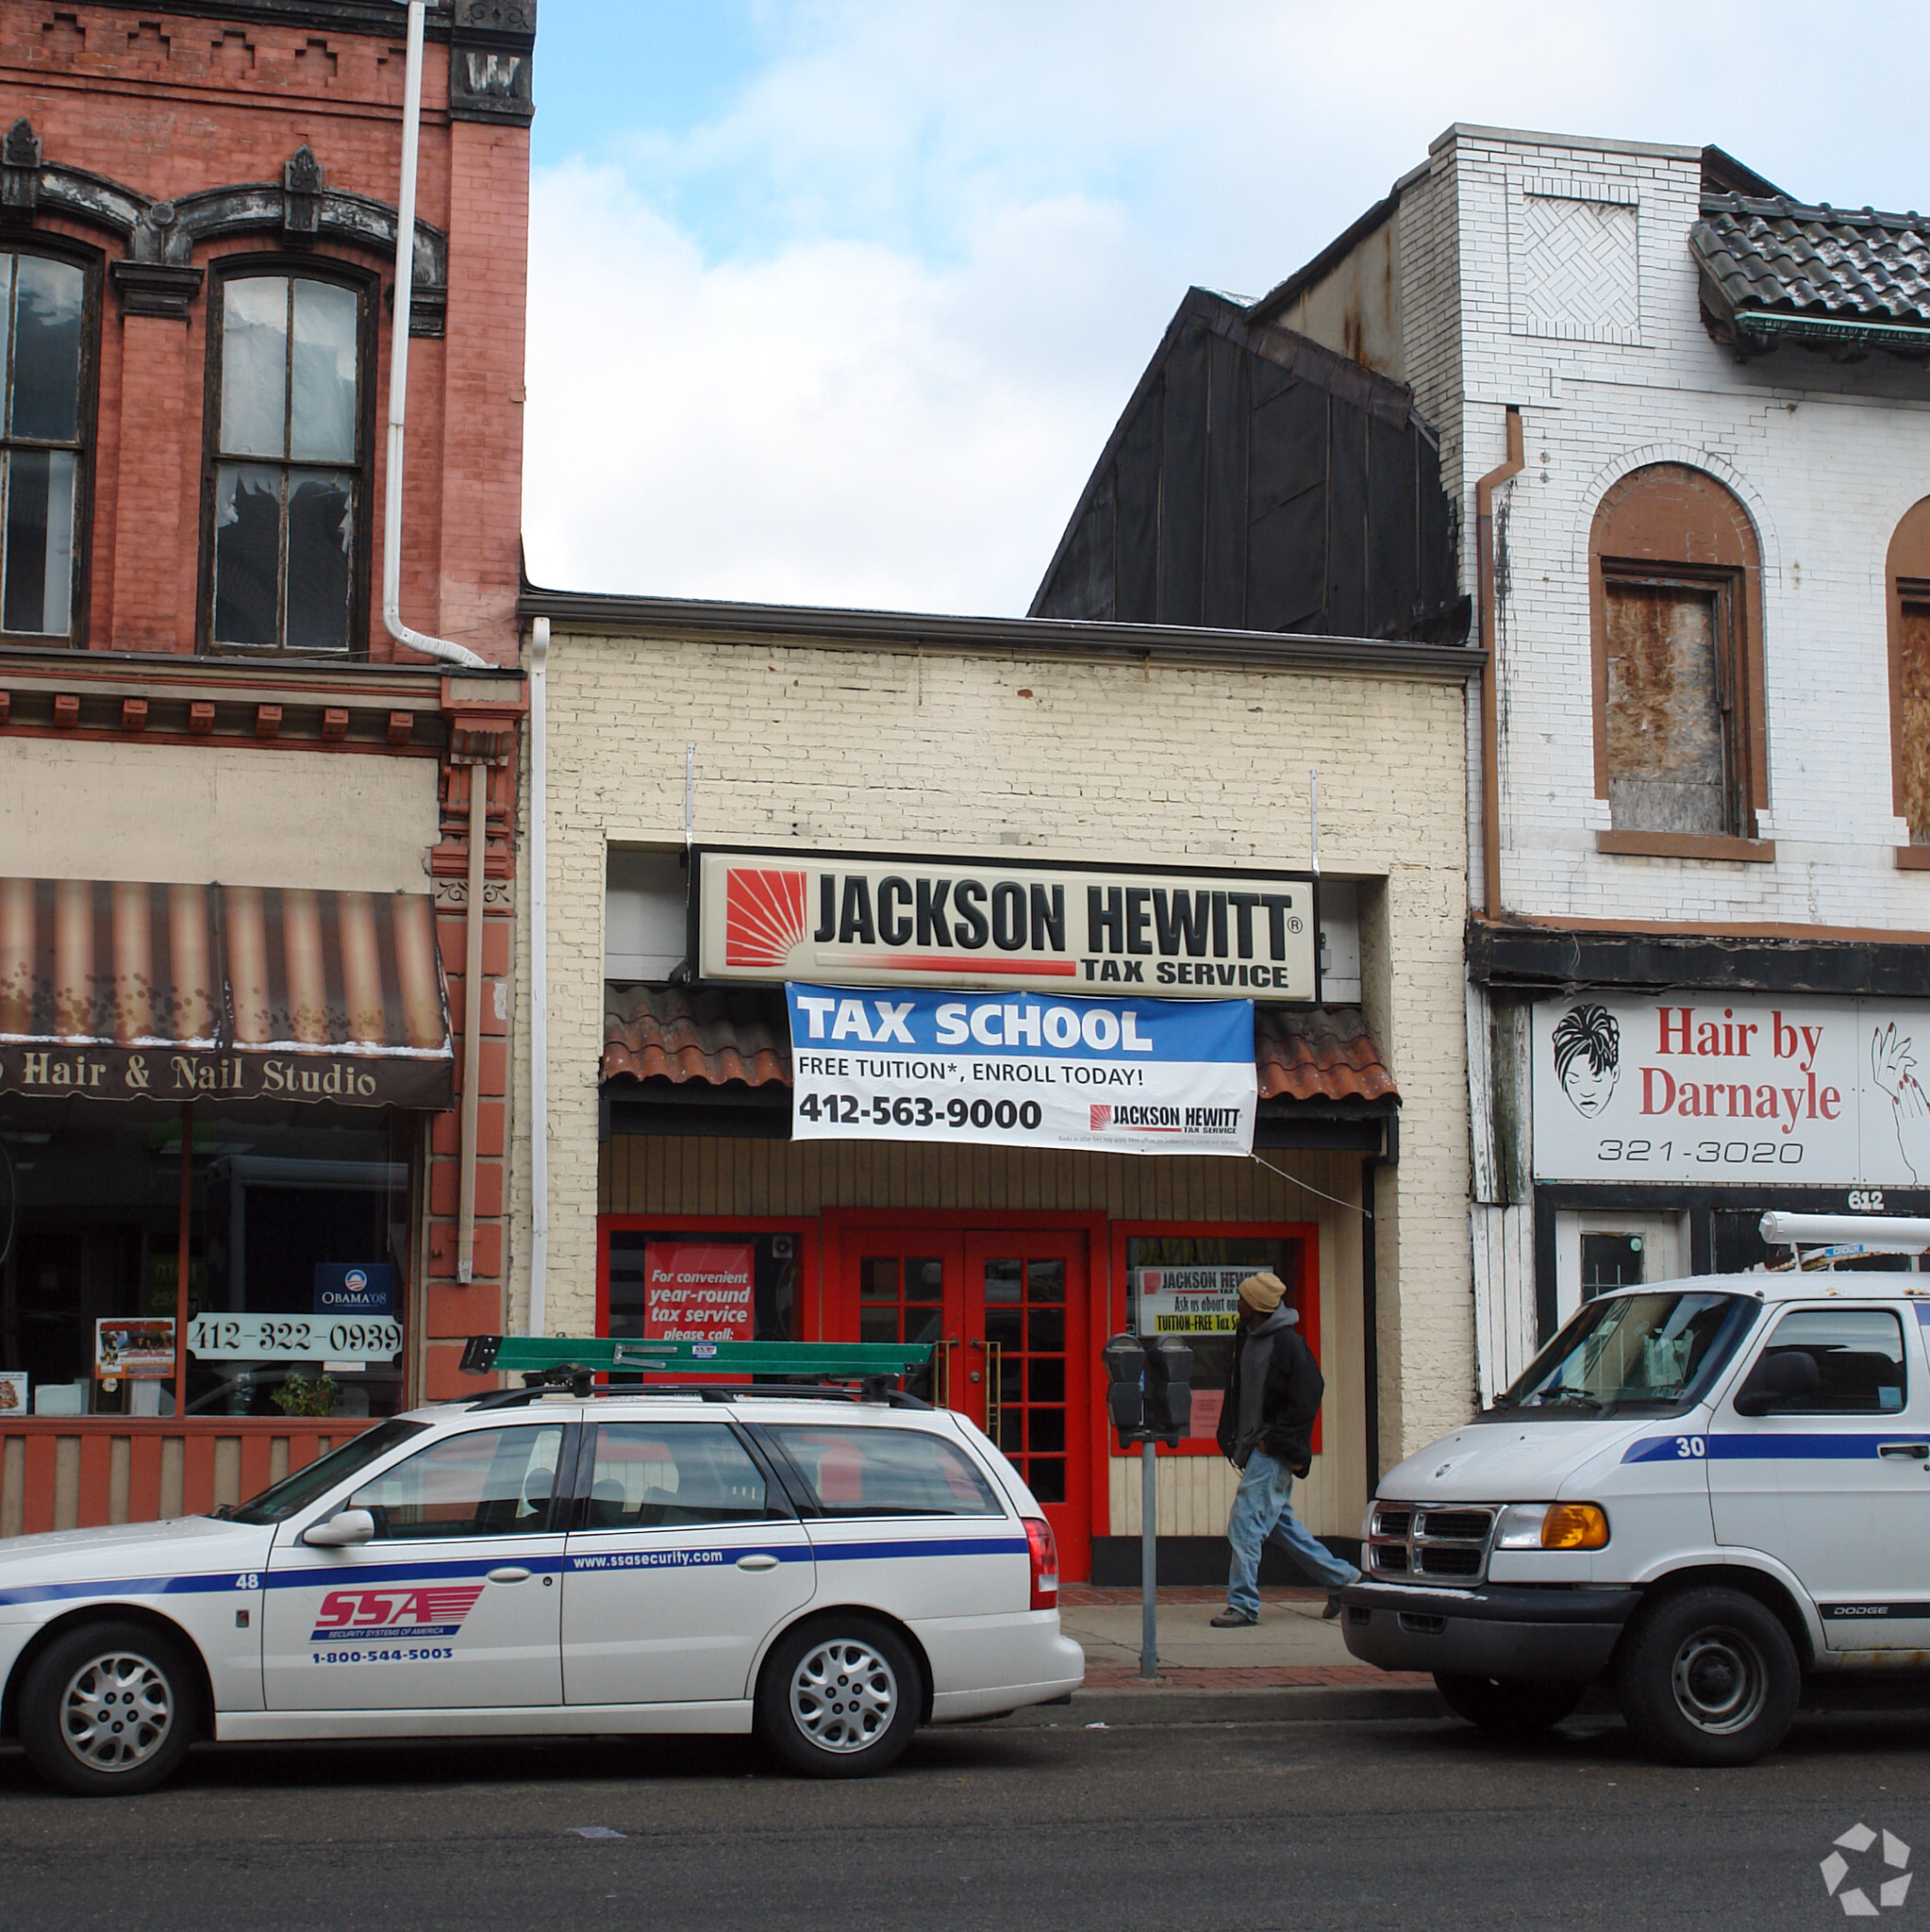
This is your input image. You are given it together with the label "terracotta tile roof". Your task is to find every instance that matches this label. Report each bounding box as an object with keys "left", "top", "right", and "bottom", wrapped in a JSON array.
[
  {"left": 605, "top": 985, "right": 1396, "bottom": 1105},
  {"left": 1255, "top": 1004, "right": 1395, "bottom": 1103},
  {"left": 603, "top": 985, "right": 791, "bottom": 1088},
  {"left": 1692, "top": 195, "right": 1930, "bottom": 355}
]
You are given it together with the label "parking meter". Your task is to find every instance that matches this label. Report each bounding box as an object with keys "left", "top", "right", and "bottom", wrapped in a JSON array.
[
  {"left": 1142, "top": 1336, "right": 1195, "bottom": 1446},
  {"left": 1102, "top": 1334, "right": 1145, "bottom": 1446}
]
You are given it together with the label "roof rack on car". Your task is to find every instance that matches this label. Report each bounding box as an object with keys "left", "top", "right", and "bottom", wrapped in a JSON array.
[{"left": 458, "top": 1335, "right": 934, "bottom": 1408}]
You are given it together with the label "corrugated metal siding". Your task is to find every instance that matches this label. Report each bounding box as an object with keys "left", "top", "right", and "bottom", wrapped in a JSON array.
[{"left": 600, "top": 1138, "right": 1371, "bottom": 1540}]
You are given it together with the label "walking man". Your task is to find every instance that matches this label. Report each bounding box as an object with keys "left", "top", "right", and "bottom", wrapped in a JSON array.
[{"left": 1209, "top": 1272, "right": 1359, "bottom": 1627}]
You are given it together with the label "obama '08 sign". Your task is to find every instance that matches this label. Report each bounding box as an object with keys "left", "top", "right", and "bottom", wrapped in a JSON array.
[{"left": 786, "top": 982, "right": 1256, "bottom": 1157}]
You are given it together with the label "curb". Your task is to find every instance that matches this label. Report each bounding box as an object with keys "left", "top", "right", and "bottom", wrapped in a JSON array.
[{"left": 979, "top": 1684, "right": 1447, "bottom": 1727}]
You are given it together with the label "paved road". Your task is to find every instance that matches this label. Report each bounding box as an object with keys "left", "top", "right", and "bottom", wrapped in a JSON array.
[{"left": 5, "top": 1702, "right": 1929, "bottom": 1931}]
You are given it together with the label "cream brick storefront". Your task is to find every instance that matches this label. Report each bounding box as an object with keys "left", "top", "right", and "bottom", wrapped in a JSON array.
[{"left": 509, "top": 597, "right": 1475, "bottom": 1578}]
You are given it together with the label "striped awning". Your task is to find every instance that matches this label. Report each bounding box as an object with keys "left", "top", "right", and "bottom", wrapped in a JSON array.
[{"left": 0, "top": 878, "right": 452, "bottom": 1108}]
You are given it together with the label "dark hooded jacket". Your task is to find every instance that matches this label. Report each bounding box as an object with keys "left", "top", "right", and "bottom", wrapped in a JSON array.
[{"left": 1215, "top": 1306, "right": 1324, "bottom": 1474}]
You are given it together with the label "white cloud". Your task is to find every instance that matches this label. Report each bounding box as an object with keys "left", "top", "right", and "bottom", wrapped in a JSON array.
[
  {"left": 523, "top": 160, "right": 1165, "bottom": 613},
  {"left": 524, "top": 0, "right": 1930, "bottom": 615}
]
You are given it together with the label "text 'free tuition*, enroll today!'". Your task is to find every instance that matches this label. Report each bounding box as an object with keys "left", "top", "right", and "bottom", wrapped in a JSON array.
[{"left": 785, "top": 984, "right": 1256, "bottom": 1157}]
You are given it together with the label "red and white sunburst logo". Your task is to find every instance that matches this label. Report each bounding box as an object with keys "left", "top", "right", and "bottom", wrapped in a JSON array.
[
  {"left": 1090, "top": 1105, "right": 1112, "bottom": 1131},
  {"left": 724, "top": 867, "right": 807, "bottom": 968}
]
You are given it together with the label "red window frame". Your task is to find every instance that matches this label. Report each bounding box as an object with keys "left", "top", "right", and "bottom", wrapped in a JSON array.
[{"left": 1106, "top": 1218, "right": 1322, "bottom": 1457}]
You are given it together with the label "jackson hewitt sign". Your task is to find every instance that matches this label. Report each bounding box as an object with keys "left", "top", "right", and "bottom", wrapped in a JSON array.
[{"left": 694, "top": 848, "right": 1319, "bottom": 1002}]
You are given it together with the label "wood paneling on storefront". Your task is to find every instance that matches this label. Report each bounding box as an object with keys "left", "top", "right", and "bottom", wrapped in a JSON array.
[{"left": 602, "top": 1137, "right": 1373, "bottom": 1541}]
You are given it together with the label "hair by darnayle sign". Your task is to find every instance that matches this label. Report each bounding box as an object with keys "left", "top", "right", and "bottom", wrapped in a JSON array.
[
  {"left": 1531, "top": 994, "right": 1930, "bottom": 1187},
  {"left": 786, "top": 983, "right": 1256, "bottom": 1156},
  {"left": 696, "top": 847, "right": 1317, "bottom": 1001}
]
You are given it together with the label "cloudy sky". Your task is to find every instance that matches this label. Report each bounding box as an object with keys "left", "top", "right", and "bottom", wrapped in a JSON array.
[{"left": 522, "top": 0, "right": 1930, "bottom": 618}]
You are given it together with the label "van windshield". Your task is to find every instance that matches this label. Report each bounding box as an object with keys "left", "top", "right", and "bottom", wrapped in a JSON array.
[{"left": 1498, "top": 1291, "right": 1756, "bottom": 1417}]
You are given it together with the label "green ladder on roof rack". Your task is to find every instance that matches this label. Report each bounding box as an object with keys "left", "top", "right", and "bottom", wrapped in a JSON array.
[{"left": 459, "top": 1335, "right": 932, "bottom": 1379}]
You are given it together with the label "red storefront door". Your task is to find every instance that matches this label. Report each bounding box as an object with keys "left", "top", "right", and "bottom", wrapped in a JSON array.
[{"left": 832, "top": 1224, "right": 1092, "bottom": 1580}]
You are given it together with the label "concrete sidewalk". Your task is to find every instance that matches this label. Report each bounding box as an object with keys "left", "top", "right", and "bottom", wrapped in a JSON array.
[{"left": 1057, "top": 1585, "right": 1434, "bottom": 1697}]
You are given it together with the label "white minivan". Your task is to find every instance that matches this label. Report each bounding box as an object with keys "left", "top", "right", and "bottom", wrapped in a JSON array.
[
  {"left": 0, "top": 1384, "right": 1082, "bottom": 1795},
  {"left": 1340, "top": 1248, "right": 1930, "bottom": 1765}
]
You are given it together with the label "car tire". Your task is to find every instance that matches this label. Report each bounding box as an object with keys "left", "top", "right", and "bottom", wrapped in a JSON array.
[
  {"left": 755, "top": 1618, "right": 923, "bottom": 1778},
  {"left": 1434, "top": 1672, "right": 1587, "bottom": 1736},
  {"left": 1613, "top": 1587, "right": 1799, "bottom": 1768},
  {"left": 20, "top": 1620, "right": 200, "bottom": 1797}
]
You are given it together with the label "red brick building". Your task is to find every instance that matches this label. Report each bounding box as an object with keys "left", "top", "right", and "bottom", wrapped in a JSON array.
[{"left": 0, "top": 0, "right": 534, "bottom": 1530}]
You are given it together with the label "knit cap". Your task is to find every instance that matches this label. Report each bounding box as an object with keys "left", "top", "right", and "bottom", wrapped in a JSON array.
[{"left": 1236, "top": 1272, "right": 1288, "bottom": 1312}]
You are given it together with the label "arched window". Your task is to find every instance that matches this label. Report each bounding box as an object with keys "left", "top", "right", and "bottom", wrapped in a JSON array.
[
  {"left": 1589, "top": 464, "right": 1768, "bottom": 855},
  {"left": 206, "top": 262, "right": 370, "bottom": 654},
  {"left": 1888, "top": 499, "right": 1930, "bottom": 856},
  {"left": 0, "top": 246, "right": 90, "bottom": 641}
]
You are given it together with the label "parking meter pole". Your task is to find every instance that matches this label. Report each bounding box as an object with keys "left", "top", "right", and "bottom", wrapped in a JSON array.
[{"left": 1140, "top": 1435, "right": 1157, "bottom": 1680}]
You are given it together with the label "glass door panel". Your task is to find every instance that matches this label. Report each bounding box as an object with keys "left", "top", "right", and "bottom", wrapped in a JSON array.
[{"left": 966, "top": 1235, "right": 1089, "bottom": 1579}]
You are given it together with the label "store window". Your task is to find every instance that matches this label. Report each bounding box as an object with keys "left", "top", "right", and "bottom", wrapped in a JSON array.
[
  {"left": 605, "top": 1228, "right": 800, "bottom": 1349},
  {"left": 1589, "top": 464, "right": 1765, "bottom": 843},
  {"left": 0, "top": 248, "right": 88, "bottom": 641},
  {"left": 208, "top": 269, "right": 366, "bottom": 653},
  {"left": 0, "top": 1094, "right": 412, "bottom": 1420},
  {"left": 1124, "top": 1232, "right": 1312, "bottom": 1449}
]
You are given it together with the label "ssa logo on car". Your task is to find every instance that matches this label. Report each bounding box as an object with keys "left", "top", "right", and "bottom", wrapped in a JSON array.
[{"left": 311, "top": 1586, "right": 486, "bottom": 1642}]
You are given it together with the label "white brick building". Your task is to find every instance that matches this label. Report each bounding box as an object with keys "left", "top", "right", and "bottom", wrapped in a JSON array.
[
  {"left": 510, "top": 596, "right": 1475, "bottom": 1579},
  {"left": 1038, "top": 123, "right": 1930, "bottom": 1394}
]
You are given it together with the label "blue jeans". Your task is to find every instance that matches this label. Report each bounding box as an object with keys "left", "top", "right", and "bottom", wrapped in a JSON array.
[{"left": 1226, "top": 1448, "right": 1360, "bottom": 1614}]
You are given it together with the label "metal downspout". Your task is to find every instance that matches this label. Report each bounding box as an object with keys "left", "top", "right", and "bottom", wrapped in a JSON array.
[
  {"left": 457, "top": 763, "right": 487, "bottom": 1283},
  {"left": 383, "top": 0, "right": 485, "bottom": 674},
  {"left": 526, "top": 619, "right": 549, "bottom": 1335},
  {"left": 1474, "top": 408, "right": 1524, "bottom": 918}
]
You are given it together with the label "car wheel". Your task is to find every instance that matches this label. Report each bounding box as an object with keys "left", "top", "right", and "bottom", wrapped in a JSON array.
[
  {"left": 20, "top": 1620, "right": 200, "bottom": 1797},
  {"left": 1434, "top": 1672, "right": 1587, "bottom": 1736},
  {"left": 756, "top": 1618, "right": 922, "bottom": 1778},
  {"left": 1613, "top": 1587, "right": 1799, "bottom": 1768}
]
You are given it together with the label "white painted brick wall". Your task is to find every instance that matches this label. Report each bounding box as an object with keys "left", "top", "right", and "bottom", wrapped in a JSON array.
[
  {"left": 1410, "top": 126, "right": 1930, "bottom": 930},
  {"left": 509, "top": 629, "right": 1478, "bottom": 1461}
]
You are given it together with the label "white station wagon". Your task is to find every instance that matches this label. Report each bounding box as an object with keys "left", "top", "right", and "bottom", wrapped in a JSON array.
[{"left": 0, "top": 1362, "right": 1082, "bottom": 1795}]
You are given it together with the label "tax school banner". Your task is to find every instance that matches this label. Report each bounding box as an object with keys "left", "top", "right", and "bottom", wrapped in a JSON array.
[{"left": 786, "top": 983, "right": 1256, "bottom": 1156}]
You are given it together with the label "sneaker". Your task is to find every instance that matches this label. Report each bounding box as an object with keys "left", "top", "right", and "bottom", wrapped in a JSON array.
[
  {"left": 1209, "top": 1607, "right": 1258, "bottom": 1628},
  {"left": 1322, "top": 1592, "right": 1346, "bottom": 1621}
]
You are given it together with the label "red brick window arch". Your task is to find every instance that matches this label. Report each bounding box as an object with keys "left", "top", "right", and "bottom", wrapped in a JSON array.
[
  {"left": 0, "top": 244, "right": 92, "bottom": 642},
  {"left": 205, "top": 258, "right": 374, "bottom": 655},
  {"left": 1589, "top": 464, "right": 1768, "bottom": 852},
  {"left": 1888, "top": 498, "right": 1930, "bottom": 852}
]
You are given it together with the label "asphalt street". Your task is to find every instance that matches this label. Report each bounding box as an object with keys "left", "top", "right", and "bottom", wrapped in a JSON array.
[{"left": 5, "top": 1702, "right": 1930, "bottom": 1932}]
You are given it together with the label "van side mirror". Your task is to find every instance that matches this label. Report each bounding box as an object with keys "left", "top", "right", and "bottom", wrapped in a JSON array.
[
  {"left": 303, "top": 1507, "right": 375, "bottom": 1547},
  {"left": 1733, "top": 1350, "right": 1822, "bottom": 1417}
]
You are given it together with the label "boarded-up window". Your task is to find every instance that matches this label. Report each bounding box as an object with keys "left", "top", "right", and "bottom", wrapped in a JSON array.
[
  {"left": 1603, "top": 575, "right": 1735, "bottom": 835},
  {"left": 1899, "top": 596, "right": 1930, "bottom": 845}
]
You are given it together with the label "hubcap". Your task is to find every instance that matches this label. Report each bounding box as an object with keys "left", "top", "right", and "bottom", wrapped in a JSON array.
[
  {"left": 58, "top": 1652, "right": 175, "bottom": 1773},
  {"left": 789, "top": 1638, "right": 897, "bottom": 1754},
  {"left": 1669, "top": 1626, "right": 1766, "bottom": 1735}
]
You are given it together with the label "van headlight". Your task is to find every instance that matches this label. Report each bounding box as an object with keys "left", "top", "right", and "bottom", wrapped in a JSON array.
[{"left": 1495, "top": 1503, "right": 1609, "bottom": 1550}]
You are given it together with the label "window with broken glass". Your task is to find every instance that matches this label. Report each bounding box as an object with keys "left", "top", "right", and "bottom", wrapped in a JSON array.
[
  {"left": 0, "top": 250, "right": 87, "bottom": 641},
  {"left": 209, "top": 272, "right": 363, "bottom": 653}
]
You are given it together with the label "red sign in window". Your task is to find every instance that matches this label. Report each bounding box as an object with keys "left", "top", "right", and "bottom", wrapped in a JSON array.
[{"left": 642, "top": 1243, "right": 756, "bottom": 1342}]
